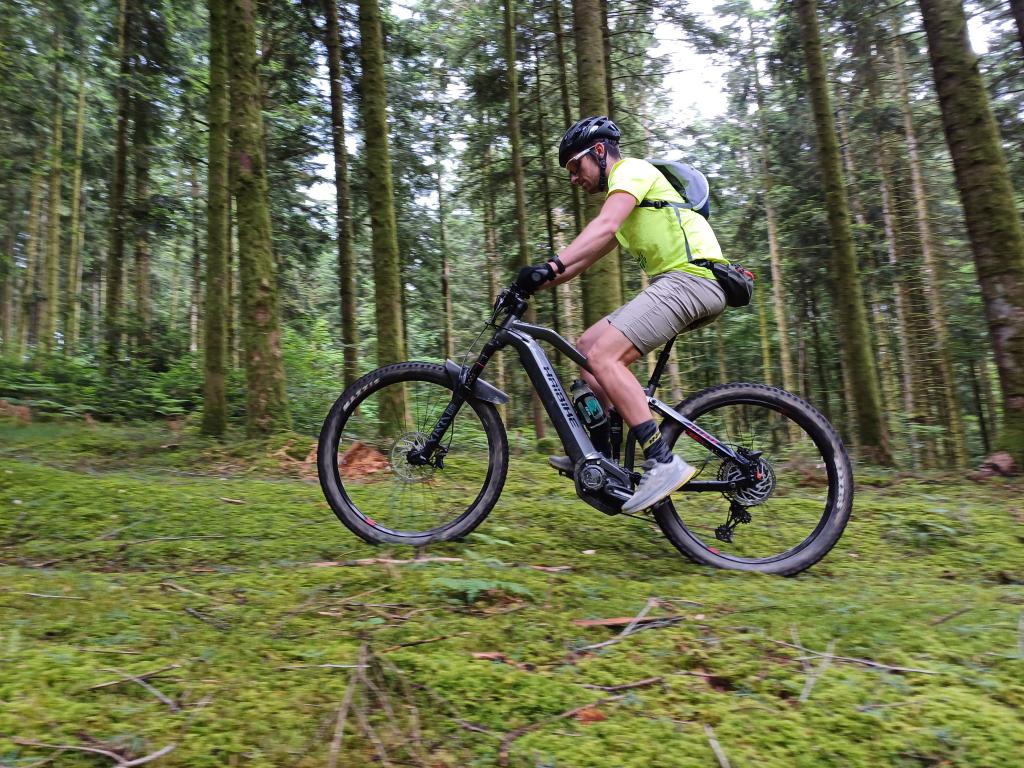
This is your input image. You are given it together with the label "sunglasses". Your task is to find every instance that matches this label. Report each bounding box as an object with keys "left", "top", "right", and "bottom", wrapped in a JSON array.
[{"left": 566, "top": 145, "right": 596, "bottom": 176}]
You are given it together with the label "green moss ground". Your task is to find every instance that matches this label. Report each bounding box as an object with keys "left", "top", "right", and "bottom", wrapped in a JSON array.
[{"left": 1, "top": 421, "right": 1022, "bottom": 767}]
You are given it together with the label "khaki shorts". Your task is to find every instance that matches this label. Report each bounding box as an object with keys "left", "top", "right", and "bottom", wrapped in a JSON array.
[{"left": 607, "top": 270, "right": 726, "bottom": 355}]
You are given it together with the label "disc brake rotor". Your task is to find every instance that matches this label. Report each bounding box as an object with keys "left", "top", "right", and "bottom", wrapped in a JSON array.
[{"left": 390, "top": 432, "right": 436, "bottom": 483}]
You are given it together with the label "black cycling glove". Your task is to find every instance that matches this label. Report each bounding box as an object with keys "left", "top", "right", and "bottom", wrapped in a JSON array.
[{"left": 514, "top": 262, "right": 555, "bottom": 293}]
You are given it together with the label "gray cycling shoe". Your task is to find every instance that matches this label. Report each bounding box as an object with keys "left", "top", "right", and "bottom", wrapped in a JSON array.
[
  {"left": 548, "top": 455, "right": 573, "bottom": 474},
  {"left": 621, "top": 455, "right": 698, "bottom": 513}
]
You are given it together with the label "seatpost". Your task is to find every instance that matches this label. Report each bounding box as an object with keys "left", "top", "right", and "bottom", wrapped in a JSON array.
[{"left": 645, "top": 336, "right": 677, "bottom": 396}]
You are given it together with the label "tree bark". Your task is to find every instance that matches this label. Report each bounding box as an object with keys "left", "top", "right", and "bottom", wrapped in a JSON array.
[
  {"left": 105, "top": 0, "right": 130, "bottom": 364},
  {"left": 0, "top": 186, "right": 17, "bottom": 355},
  {"left": 1009, "top": 0, "right": 1024, "bottom": 55},
  {"left": 357, "top": 0, "right": 407, "bottom": 433},
  {"left": 918, "top": 0, "right": 1024, "bottom": 463},
  {"left": 572, "top": 0, "right": 622, "bottom": 327},
  {"left": 323, "top": 0, "right": 359, "bottom": 387},
  {"left": 796, "top": 0, "right": 891, "bottom": 464},
  {"left": 203, "top": 0, "right": 230, "bottom": 436},
  {"left": 228, "top": 0, "right": 291, "bottom": 435},
  {"left": 551, "top": 0, "right": 583, "bottom": 235},
  {"left": 504, "top": 0, "right": 546, "bottom": 438},
  {"left": 64, "top": 70, "right": 87, "bottom": 356},
  {"left": 39, "top": 46, "right": 63, "bottom": 356},
  {"left": 750, "top": 39, "right": 795, "bottom": 396},
  {"left": 889, "top": 27, "right": 967, "bottom": 468},
  {"left": 132, "top": 83, "right": 152, "bottom": 353},
  {"left": 17, "top": 160, "right": 45, "bottom": 358}
]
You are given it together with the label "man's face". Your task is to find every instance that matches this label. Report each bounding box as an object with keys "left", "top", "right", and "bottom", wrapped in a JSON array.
[{"left": 567, "top": 143, "right": 604, "bottom": 195}]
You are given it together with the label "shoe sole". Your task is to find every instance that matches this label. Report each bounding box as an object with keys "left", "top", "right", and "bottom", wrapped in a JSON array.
[{"left": 620, "top": 464, "right": 698, "bottom": 514}]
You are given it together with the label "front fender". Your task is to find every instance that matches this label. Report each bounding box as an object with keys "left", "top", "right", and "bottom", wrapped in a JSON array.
[{"left": 444, "top": 359, "right": 510, "bottom": 405}]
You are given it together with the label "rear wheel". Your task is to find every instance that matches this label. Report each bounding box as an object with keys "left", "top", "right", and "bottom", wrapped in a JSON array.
[
  {"left": 653, "top": 383, "right": 853, "bottom": 575},
  {"left": 317, "top": 362, "right": 508, "bottom": 546}
]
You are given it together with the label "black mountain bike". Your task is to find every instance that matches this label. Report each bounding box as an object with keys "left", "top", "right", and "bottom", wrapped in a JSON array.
[{"left": 318, "top": 284, "right": 853, "bottom": 575}]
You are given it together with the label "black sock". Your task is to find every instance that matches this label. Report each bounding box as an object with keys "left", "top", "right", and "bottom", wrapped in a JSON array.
[
  {"left": 589, "top": 420, "right": 612, "bottom": 458},
  {"left": 634, "top": 419, "right": 672, "bottom": 464}
]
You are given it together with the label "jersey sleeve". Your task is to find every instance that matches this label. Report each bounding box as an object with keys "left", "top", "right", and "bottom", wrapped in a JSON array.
[{"left": 606, "top": 158, "right": 659, "bottom": 204}]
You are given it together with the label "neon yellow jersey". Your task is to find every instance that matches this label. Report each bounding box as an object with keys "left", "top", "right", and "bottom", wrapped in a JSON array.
[{"left": 606, "top": 157, "right": 725, "bottom": 278}]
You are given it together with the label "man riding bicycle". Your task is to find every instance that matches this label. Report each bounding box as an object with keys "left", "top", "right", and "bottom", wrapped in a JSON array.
[{"left": 515, "top": 116, "right": 729, "bottom": 514}]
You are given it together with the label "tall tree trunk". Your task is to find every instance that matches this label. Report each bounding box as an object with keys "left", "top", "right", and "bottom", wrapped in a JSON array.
[
  {"left": 39, "top": 47, "right": 63, "bottom": 356},
  {"left": 323, "top": 0, "right": 359, "bottom": 387},
  {"left": 357, "top": 0, "right": 407, "bottom": 432},
  {"left": 64, "top": 70, "right": 87, "bottom": 356},
  {"left": 572, "top": 0, "right": 622, "bottom": 326},
  {"left": 551, "top": 0, "right": 583, "bottom": 235},
  {"left": 0, "top": 186, "right": 17, "bottom": 355},
  {"left": 132, "top": 85, "right": 152, "bottom": 353},
  {"left": 105, "top": 0, "right": 130, "bottom": 364},
  {"left": 504, "top": 0, "right": 545, "bottom": 438},
  {"left": 750, "top": 39, "right": 795, "bottom": 396},
  {"left": 227, "top": 0, "right": 291, "bottom": 435},
  {"left": 189, "top": 161, "right": 202, "bottom": 354},
  {"left": 482, "top": 135, "right": 507, "bottom": 418},
  {"left": 797, "top": 0, "right": 891, "bottom": 464},
  {"left": 890, "top": 27, "right": 967, "bottom": 468},
  {"left": 534, "top": 43, "right": 563, "bottom": 372},
  {"left": 1009, "top": 0, "right": 1024, "bottom": 55},
  {"left": 434, "top": 123, "right": 455, "bottom": 361},
  {"left": 17, "top": 160, "right": 45, "bottom": 358},
  {"left": 918, "top": 0, "right": 1024, "bottom": 463},
  {"left": 599, "top": 0, "right": 614, "bottom": 118},
  {"left": 202, "top": 0, "right": 229, "bottom": 436}
]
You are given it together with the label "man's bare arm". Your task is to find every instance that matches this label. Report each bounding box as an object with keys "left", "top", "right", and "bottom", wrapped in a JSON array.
[{"left": 545, "top": 191, "right": 637, "bottom": 288}]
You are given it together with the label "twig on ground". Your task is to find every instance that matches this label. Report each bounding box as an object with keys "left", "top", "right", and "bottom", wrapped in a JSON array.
[
  {"left": 183, "top": 606, "right": 230, "bottom": 630},
  {"left": 158, "top": 581, "right": 221, "bottom": 603},
  {"left": 12, "top": 592, "right": 84, "bottom": 600},
  {"left": 308, "top": 557, "right": 463, "bottom": 568},
  {"left": 770, "top": 639, "right": 938, "bottom": 675},
  {"left": 380, "top": 634, "right": 460, "bottom": 653},
  {"left": 580, "top": 676, "right": 663, "bottom": 692},
  {"left": 71, "top": 647, "right": 141, "bottom": 655},
  {"left": 704, "top": 724, "right": 731, "bottom": 768},
  {"left": 87, "top": 664, "right": 180, "bottom": 691},
  {"left": 497, "top": 695, "right": 627, "bottom": 766},
  {"left": 574, "top": 598, "right": 680, "bottom": 654},
  {"left": 119, "top": 535, "right": 226, "bottom": 549},
  {"left": 104, "top": 666, "right": 180, "bottom": 712},
  {"left": 12, "top": 739, "right": 176, "bottom": 767},
  {"left": 278, "top": 663, "right": 366, "bottom": 671},
  {"left": 517, "top": 564, "right": 572, "bottom": 572},
  {"left": 326, "top": 657, "right": 360, "bottom": 768},
  {"left": 928, "top": 606, "right": 972, "bottom": 626},
  {"left": 353, "top": 689, "right": 393, "bottom": 768},
  {"left": 218, "top": 497, "right": 245, "bottom": 504}
]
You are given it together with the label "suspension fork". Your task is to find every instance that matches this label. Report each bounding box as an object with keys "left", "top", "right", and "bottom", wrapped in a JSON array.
[{"left": 406, "top": 333, "right": 504, "bottom": 467}]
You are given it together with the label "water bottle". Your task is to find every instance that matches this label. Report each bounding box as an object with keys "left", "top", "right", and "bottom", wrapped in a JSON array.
[{"left": 570, "top": 379, "right": 607, "bottom": 432}]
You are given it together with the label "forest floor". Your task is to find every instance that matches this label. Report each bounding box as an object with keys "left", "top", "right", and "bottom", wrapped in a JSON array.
[{"left": 1, "top": 419, "right": 1022, "bottom": 768}]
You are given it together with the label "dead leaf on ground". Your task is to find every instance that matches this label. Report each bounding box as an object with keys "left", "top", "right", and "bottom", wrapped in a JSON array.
[{"left": 574, "top": 707, "right": 607, "bottom": 723}]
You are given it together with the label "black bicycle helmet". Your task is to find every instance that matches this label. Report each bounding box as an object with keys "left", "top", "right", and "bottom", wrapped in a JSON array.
[{"left": 558, "top": 115, "right": 621, "bottom": 168}]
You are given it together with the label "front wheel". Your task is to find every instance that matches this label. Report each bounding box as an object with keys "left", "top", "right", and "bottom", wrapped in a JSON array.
[
  {"left": 654, "top": 383, "right": 853, "bottom": 575},
  {"left": 317, "top": 362, "right": 509, "bottom": 546}
]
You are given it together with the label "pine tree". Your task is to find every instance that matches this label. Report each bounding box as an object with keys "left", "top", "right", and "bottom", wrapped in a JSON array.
[
  {"left": 227, "top": 0, "right": 291, "bottom": 435},
  {"left": 918, "top": 0, "right": 1024, "bottom": 463}
]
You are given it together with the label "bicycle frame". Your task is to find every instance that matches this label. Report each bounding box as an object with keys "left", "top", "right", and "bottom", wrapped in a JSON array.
[{"left": 408, "top": 291, "right": 759, "bottom": 508}]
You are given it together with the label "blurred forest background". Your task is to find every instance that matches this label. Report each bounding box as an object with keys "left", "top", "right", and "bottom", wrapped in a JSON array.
[{"left": 2, "top": 0, "right": 1024, "bottom": 469}]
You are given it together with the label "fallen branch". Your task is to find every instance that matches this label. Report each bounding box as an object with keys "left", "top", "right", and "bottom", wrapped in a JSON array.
[
  {"left": 928, "top": 607, "right": 972, "bottom": 626},
  {"left": 518, "top": 564, "right": 572, "bottom": 573},
  {"left": 704, "top": 724, "right": 731, "bottom": 768},
  {"left": 308, "top": 557, "right": 463, "bottom": 568},
  {"left": 326, "top": 656, "right": 360, "bottom": 768},
  {"left": 104, "top": 666, "right": 180, "bottom": 712},
  {"left": 581, "top": 676, "right": 664, "bottom": 692},
  {"left": 218, "top": 497, "right": 245, "bottom": 504},
  {"left": 11, "top": 592, "right": 83, "bottom": 600},
  {"left": 497, "top": 695, "right": 627, "bottom": 766},
  {"left": 573, "top": 615, "right": 682, "bottom": 628},
  {"left": 770, "top": 639, "right": 938, "bottom": 675},
  {"left": 183, "top": 606, "right": 230, "bottom": 631},
  {"left": 789, "top": 627, "right": 835, "bottom": 704},
  {"left": 574, "top": 598, "right": 680, "bottom": 654},
  {"left": 12, "top": 739, "right": 176, "bottom": 767},
  {"left": 158, "top": 581, "right": 220, "bottom": 603},
  {"left": 379, "top": 635, "right": 456, "bottom": 653},
  {"left": 87, "top": 664, "right": 180, "bottom": 691}
]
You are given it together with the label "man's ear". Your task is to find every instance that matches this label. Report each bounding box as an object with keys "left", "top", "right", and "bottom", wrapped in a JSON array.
[{"left": 594, "top": 142, "right": 605, "bottom": 157}]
